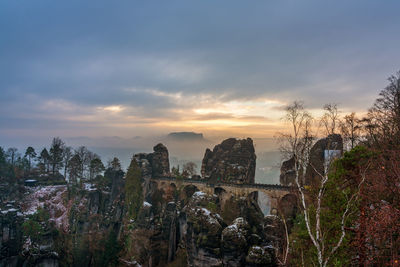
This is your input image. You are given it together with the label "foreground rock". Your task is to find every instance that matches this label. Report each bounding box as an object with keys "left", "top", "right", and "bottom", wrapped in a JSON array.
[{"left": 201, "top": 138, "right": 257, "bottom": 184}]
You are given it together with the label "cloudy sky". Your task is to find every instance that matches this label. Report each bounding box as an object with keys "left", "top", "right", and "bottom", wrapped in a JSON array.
[{"left": 1, "top": 0, "right": 400, "bottom": 147}]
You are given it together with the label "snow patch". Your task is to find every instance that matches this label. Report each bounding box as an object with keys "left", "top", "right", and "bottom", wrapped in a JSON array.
[
  {"left": 21, "top": 185, "right": 69, "bottom": 231},
  {"left": 193, "top": 191, "right": 206, "bottom": 197},
  {"left": 201, "top": 208, "right": 211, "bottom": 216},
  {"left": 143, "top": 201, "right": 152, "bottom": 207},
  {"left": 83, "top": 183, "right": 97, "bottom": 191}
]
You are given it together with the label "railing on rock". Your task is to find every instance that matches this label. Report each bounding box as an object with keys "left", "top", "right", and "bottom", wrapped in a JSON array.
[{"left": 150, "top": 176, "right": 292, "bottom": 192}]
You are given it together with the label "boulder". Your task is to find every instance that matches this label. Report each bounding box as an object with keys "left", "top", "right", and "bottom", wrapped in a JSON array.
[
  {"left": 245, "top": 245, "right": 275, "bottom": 266},
  {"left": 201, "top": 138, "right": 256, "bottom": 184},
  {"left": 184, "top": 193, "right": 225, "bottom": 267},
  {"left": 221, "top": 217, "right": 250, "bottom": 266}
]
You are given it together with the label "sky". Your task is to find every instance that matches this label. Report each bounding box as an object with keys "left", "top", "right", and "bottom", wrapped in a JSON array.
[{"left": 1, "top": 0, "right": 400, "bottom": 149}]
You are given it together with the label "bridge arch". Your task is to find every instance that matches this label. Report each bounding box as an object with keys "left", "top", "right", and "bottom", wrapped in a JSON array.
[
  {"left": 278, "top": 193, "right": 297, "bottom": 219},
  {"left": 182, "top": 184, "right": 199, "bottom": 199},
  {"left": 151, "top": 177, "right": 294, "bottom": 216},
  {"left": 214, "top": 187, "right": 226, "bottom": 195},
  {"left": 254, "top": 190, "right": 272, "bottom": 216}
]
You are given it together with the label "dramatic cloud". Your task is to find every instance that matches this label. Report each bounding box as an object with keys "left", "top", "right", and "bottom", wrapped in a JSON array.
[{"left": 1, "top": 0, "right": 400, "bottom": 147}]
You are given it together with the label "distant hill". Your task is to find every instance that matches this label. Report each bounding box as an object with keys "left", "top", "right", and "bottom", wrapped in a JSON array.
[{"left": 166, "top": 132, "right": 208, "bottom": 142}]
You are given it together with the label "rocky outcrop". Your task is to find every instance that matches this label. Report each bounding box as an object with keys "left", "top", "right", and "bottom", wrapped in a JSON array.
[
  {"left": 280, "top": 156, "right": 296, "bottom": 186},
  {"left": 182, "top": 192, "right": 226, "bottom": 266},
  {"left": 152, "top": 144, "right": 170, "bottom": 178},
  {"left": 133, "top": 143, "right": 170, "bottom": 202},
  {"left": 246, "top": 245, "right": 275, "bottom": 266},
  {"left": 304, "top": 134, "right": 343, "bottom": 185},
  {"left": 134, "top": 143, "right": 170, "bottom": 179},
  {"left": 221, "top": 217, "right": 250, "bottom": 266},
  {"left": 0, "top": 207, "right": 24, "bottom": 266},
  {"left": 201, "top": 138, "right": 256, "bottom": 184}
]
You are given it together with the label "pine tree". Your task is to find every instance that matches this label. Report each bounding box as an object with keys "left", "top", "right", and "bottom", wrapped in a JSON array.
[
  {"left": 49, "top": 137, "right": 65, "bottom": 175},
  {"left": 25, "top": 146, "right": 37, "bottom": 172},
  {"left": 125, "top": 159, "right": 142, "bottom": 219}
]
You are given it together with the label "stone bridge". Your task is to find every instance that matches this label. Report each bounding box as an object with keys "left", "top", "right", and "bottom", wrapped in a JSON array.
[{"left": 151, "top": 177, "right": 296, "bottom": 216}]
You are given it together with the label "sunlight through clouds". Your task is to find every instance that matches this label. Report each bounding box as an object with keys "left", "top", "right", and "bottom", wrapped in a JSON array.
[{"left": 102, "top": 105, "right": 124, "bottom": 113}]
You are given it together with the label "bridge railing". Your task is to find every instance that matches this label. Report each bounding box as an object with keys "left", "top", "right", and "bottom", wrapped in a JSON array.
[{"left": 150, "top": 176, "right": 292, "bottom": 191}]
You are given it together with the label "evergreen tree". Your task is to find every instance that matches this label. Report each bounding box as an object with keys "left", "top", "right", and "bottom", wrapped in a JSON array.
[
  {"left": 68, "top": 154, "right": 82, "bottom": 184},
  {"left": 49, "top": 137, "right": 65, "bottom": 175},
  {"left": 39, "top": 148, "right": 50, "bottom": 173},
  {"left": 0, "top": 147, "right": 14, "bottom": 179},
  {"left": 108, "top": 157, "right": 122, "bottom": 171},
  {"left": 62, "top": 146, "right": 73, "bottom": 179},
  {"left": 125, "top": 159, "right": 142, "bottom": 219},
  {"left": 25, "top": 146, "right": 37, "bottom": 172},
  {"left": 15, "top": 156, "right": 29, "bottom": 179},
  {"left": 89, "top": 158, "right": 105, "bottom": 180}
]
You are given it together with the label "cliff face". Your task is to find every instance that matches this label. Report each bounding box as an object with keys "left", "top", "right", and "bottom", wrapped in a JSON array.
[
  {"left": 201, "top": 138, "right": 257, "bottom": 184},
  {"left": 0, "top": 169, "right": 126, "bottom": 267},
  {"left": 134, "top": 143, "right": 170, "bottom": 179},
  {"left": 122, "top": 183, "right": 282, "bottom": 267}
]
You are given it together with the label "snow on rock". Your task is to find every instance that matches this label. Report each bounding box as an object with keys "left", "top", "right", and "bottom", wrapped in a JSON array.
[
  {"left": 143, "top": 201, "right": 152, "bottom": 207},
  {"left": 193, "top": 207, "right": 222, "bottom": 225},
  {"left": 83, "top": 183, "right": 97, "bottom": 191},
  {"left": 21, "top": 185, "right": 69, "bottom": 231},
  {"left": 246, "top": 245, "right": 274, "bottom": 264},
  {"left": 192, "top": 191, "right": 206, "bottom": 199},
  {"left": 201, "top": 207, "right": 211, "bottom": 216},
  {"left": 222, "top": 217, "right": 249, "bottom": 240}
]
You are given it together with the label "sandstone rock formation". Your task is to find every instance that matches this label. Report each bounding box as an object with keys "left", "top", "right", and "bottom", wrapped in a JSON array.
[
  {"left": 134, "top": 143, "right": 170, "bottom": 179},
  {"left": 279, "top": 156, "right": 296, "bottom": 186},
  {"left": 201, "top": 138, "right": 256, "bottom": 184},
  {"left": 133, "top": 143, "right": 170, "bottom": 202},
  {"left": 304, "top": 134, "right": 343, "bottom": 185},
  {"left": 0, "top": 143, "right": 288, "bottom": 267}
]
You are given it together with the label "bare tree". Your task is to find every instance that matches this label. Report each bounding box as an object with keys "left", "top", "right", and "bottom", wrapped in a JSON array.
[
  {"left": 366, "top": 71, "right": 400, "bottom": 147},
  {"left": 6, "top": 147, "right": 19, "bottom": 166},
  {"left": 86, "top": 151, "right": 101, "bottom": 180},
  {"left": 276, "top": 101, "right": 314, "bottom": 265},
  {"left": 340, "top": 112, "right": 361, "bottom": 150},
  {"left": 278, "top": 101, "right": 367, "bottom": 267},
  {"left": 75, "top": 146, "right": 90, "bottom": 179},
  {"left": 320, "top": 103, "right": 340, "bottom": 135}
]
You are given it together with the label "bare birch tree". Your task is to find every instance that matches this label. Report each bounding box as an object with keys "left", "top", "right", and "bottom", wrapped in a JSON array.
[
  {"left": 276, "top": 101, "right": 314, "bottom": 265},
  {"left": 320, "top": 103, "right": 340, "bottom": 135},
  {"left": 279, "top": 101, "right": 368, "bottom": 267}
]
